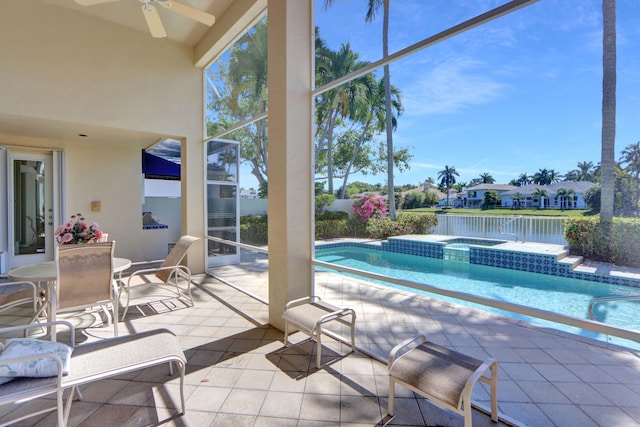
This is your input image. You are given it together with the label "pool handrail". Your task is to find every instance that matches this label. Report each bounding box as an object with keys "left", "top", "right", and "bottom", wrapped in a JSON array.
[
  {"left": 498, "top": 215, "right": 522, "bottom": 242},
  {"left": 588, "top": 295, "right": 640, "bottom": 321}
]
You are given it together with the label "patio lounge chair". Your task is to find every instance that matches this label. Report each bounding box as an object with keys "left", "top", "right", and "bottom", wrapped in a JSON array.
[
  {"left": 119, "top": 235, "right": 199, "bottom": 321},
  {"left": 388, "top": 334, "right": 498, "bottom": 427},
  {"left": 0, "top": 320, "right": 186, "bottom": 426}
]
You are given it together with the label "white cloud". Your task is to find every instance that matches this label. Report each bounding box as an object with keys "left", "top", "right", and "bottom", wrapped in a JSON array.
[{"left": 401, "top": 56, "right": 508, "bottom": 116}]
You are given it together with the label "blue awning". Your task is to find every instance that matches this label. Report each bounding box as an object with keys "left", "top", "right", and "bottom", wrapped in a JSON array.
[{"left": 142, "top": 151, "right": 180, "bottom": 180}]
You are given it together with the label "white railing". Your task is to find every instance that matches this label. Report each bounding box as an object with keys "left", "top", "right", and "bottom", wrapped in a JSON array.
[
  {"left": 431, "top": 214, "right": 567, "bottom": 244},
  {"left": 313, "top": 260, "right": 640, "bottom": 346}
]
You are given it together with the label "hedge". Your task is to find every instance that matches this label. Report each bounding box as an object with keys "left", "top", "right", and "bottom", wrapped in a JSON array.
[
  {"left": 564, "top": 217, "right": 640, "bottom": 267},
  {"left": 239, "top": 212, "right": 438, "bottom": 245}
]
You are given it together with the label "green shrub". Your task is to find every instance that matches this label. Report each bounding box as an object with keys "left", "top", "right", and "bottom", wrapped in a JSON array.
[
  {"left": 564, "top": 217, "right": 640, "bottom": 267},
  {"left": 315, "top": 193, "right": 336, "bottom": 215},
  {"left": 240, "top": 214, "right": 267, "bottom": 225},
  {"left": 315, "top": 219, "right": 367, "bottom": 239},
  {"left": 402, "top": 191, "right": 425, "bottom": 210},
  {"left": 240, "top": 212, "right": 438, "bottom": 244},
  {"left": 316, "top": 211, "right": 349, "bottom": 221},
  {"left": 240, "top": 215, "right": 268, "bottom": 245},
  {"left": 366, "top": 213, "right": 437, "bottom": 240}
]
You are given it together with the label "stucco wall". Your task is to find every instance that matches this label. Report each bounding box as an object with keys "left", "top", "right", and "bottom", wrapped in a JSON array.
[{"left": 0, "top": 2, "right": 205, "bottom": 265}]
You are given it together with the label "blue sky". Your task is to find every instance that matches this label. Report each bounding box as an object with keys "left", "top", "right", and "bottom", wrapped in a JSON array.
[{"left": 309, "top": 0, "right": 640, "bottom": 188}]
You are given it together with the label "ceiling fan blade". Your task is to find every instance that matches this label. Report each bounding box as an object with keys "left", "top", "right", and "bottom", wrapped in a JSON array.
[
  {"left": 74, "top": 0, "right": 121, "bottom": 5},
  {"left": 155, "top": 0, "right": 215, "bottom": 26},
  {"left": 141, "top": 4, "right": 167, "bottom": 38}
]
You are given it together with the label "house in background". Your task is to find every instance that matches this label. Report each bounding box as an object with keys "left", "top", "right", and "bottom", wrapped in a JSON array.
[
  {"left": 462, "top": 184, "right": 518, "bottom": 208},
  {"left": 501, "top": 181, "right": 596, "bottom": 209}
]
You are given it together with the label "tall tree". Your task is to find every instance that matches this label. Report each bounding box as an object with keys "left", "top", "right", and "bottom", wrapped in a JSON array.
[
  {"left": 577, "top": 161, "right": 595, "bottom": 182},
  {"left": 532, "top": 168, "right": 550, "bottom": 185},
  {"left": 315, "top": 42, "right": 369, "bottom": 194},
  {"left": 208, "top": 19, "right": 269, "bottom": 185},
  {"left": 517, "top": 173, "right": 531, "bottom": 186},
  {"left": 600, "top": 0, "right": 616, "bottom": 222},
  {"left": 479, "top": 173, "right": 495, "bottom": 184},
  {"left": 438, "top": 165, "right": 459, "bottom": 207},
  {"left": 336, "top": 75, "right": 404, "bottom": 198},
  {"left": 324, "top": 0, "right": 397, "bottom": 219}
]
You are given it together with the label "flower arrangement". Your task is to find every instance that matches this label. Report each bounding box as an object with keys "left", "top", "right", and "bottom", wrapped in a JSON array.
[{"left": 55, "top": 213, "right": 103, "bottom": 245}]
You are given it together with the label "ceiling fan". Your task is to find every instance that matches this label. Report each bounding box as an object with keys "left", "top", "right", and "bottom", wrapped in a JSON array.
[{"left": 74, "top": 0, "right": 215, "bottom": 38}]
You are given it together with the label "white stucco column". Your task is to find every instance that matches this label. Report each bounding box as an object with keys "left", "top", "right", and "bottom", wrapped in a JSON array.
[
  {"left": 267, "top": 0, "right": 314, "bottom": 329},
  {"left": 182, "top": 137, "right": 206, "bottom": 274}
]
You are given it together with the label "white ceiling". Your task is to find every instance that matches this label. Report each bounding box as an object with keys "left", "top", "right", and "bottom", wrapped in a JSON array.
[
  {"left": 3, "top": 0, "right": 237, "bottom": 148},
  {"left": 42, "top": 0, "right": 234, "bottom": 46}
]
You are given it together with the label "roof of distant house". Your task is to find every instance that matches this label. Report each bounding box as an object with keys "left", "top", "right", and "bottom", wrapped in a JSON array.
[
  {"left": 464, "top": 184, "right": 518, "bottom": 192},
  {"left": 501, "top": 181, "right": 596, "bottom": 196}
]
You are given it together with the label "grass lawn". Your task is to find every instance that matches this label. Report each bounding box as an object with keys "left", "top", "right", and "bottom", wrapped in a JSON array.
[{"left": 404, "top": 207, "right": 596, "bottom": 217}]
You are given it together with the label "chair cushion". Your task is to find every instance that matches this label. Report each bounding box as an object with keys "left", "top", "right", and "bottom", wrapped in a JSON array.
[{"left": 0, "top": 338, "right": 73, "bottom": 385}]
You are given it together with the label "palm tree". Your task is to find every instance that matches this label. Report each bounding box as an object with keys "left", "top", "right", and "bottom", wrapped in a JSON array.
[
  {"left": 227, "top": 20, "right": 268, "bottom": 185},
  {"left": 531, "top": 188, "right": 548, "bottom": 209},
  {"left": 438, "top": 165, "right": 459, "bottom": 207},
  {"left": 555, "top": 188, "right": 576, "bottom": 209},
  {"left": 479, "top": 173, "right": 495, "bottom": 184},
  {"left": 511, "top": 192, "right": 525, "bottom": 209},
  {"left": 619, "top": 141, "right": 640, "bottom": 212},
  {"left": 548, "top": 169, "right": 564, "bottom": 183},
  {"left": 338, "top": 76, "right": 403, "bottom": 198},
  {"left": 532, "top": 169, "right": 549, "bottom": 185},
  {"left": 324, "top": 0, "right": 397, "bottom": 219},
  {"left": 315, "top": 42, "right": 369, "bottom": 194},
  {"left": 600, "top": 0, "right": 616, "bottom": 222},
  {"left": 517, "top": 173, "right": 531, "bottom": 186},
  {"left": 577, "top": 161, "right": 595, "bottom": 182}
]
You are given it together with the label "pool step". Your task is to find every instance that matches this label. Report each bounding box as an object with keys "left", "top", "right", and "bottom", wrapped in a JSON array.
[{"left": 558, "top": 255, "right": 583, "bottom": 271}]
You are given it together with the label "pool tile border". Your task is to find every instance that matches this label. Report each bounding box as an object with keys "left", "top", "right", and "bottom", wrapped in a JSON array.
[{"left": 316, "top": 239, "right": 640, "bottom": 289}]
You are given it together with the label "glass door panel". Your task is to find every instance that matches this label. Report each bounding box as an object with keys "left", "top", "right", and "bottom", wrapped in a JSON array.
[
  {"left": 9, "top": 152, "right": 55, "bottom": 268},
  {"left": 206, "top": 140, "right": 239, "bottom": 266}
]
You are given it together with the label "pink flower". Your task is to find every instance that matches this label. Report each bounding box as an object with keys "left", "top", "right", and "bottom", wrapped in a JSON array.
[{"left": 55, "top": 213, "right": 102, "bottom": 245}]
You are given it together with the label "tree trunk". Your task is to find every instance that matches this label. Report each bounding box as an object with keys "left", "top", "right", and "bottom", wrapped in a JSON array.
[
  {"left": 600, "top": 0, "right": 616, "bottom": 223},
  {"left": 383, "top": 0, "right": 396, "bottom": 220}
]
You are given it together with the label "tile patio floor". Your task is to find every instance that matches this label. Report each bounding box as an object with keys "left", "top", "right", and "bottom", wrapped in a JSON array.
[{"left": 2, "top": 264, "right": 640, "bottom": 426}]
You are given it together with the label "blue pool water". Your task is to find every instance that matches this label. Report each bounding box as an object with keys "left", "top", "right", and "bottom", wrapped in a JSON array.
[{"left": 315, "top": 245, "right": 640, "bottom": 348}]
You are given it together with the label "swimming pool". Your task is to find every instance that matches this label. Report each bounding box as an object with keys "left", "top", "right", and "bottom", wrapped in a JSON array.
[{"left": 315, "top": 245, "right": 640, "bottom": 348}]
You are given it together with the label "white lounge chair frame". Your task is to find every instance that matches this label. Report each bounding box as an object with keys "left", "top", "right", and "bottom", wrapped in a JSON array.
[
  {"left": 119, "top": 235, "right": 199, "bottom": 320},
  {"left": 0, "top": 321, "right": 186, "bottom": 426},
  {"left": 282, "top": 296, "right": 356, "bottom": 368}
]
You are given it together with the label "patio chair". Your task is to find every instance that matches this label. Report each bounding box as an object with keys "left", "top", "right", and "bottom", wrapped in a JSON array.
[
  {"left": 55, "top": 241, "right": 119, "bottom": 336},
  {"left": 119, "top": 235, "right": 199, "bottom": 321},
  {"left": 388, "top": 334, "right": 498, "bottom": 427},
  {"left": 0, "top": 320, "right": 186, "bottom": 427}
]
